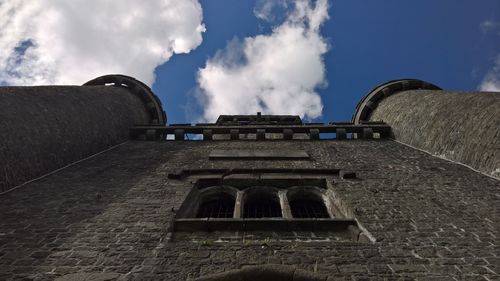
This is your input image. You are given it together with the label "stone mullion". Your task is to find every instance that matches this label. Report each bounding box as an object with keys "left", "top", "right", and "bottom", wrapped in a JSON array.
[
  {"left": 233, "top": 190, "right": 244, "bottom": 218},
  {"left": 278, "top": 190, "right": 292, "bottom": 219}
]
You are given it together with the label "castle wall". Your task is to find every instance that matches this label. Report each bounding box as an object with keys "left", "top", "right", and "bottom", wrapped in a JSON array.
[
  {"left": 0, "top": 140, "right": 497, "bottom": 280},
  {"left": 0, "top": 85, "right": 150, "bottom": 192},
  {"left": 368, "top": 90, "right": 500, "bottom": 178}
]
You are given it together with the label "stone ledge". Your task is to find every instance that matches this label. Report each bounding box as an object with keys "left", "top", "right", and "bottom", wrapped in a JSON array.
[{"left": 174, "top": 218, "right": 358, "bottom": 233}]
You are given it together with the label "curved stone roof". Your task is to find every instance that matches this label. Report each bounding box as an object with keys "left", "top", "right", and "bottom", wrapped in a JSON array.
[
  {"left": 84, "top": 74, "right": 167, "bottom": 125},
  {"left": 352, "top": 79, "right": 441, "bottom": 124}
]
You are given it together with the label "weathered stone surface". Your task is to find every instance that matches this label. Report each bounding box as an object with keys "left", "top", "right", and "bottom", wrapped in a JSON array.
[
  {"left": 293, "top": 268, "right": 328, "bottom": 281},
  {"left": 55, "top": 272, "right": 121, "bottom": 281},
  {"left": 368, "top": 90, "right": 500, "bottom": 179},
  {"left": 0, "top": 85, "right": 151, "bottom": 192},
  {"left": 203, "top": 129, "right": 213, "bottom": 141},
  {"left": 209, "top": 149, "right": 310, "bottom": 159},
  {"left": 196, "top": 265, "right": 329, "bottom": 281},
  {"left": 175, "top": 129, "right": 185, "bottom": 140},
  {"left": 0, "top": 140, "right": 498, "bottom": 280}
]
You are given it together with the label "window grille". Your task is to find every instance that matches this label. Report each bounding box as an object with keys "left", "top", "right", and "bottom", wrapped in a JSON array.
[
  {"left": 173, "top": 177, "right": 362, "bottom": 240},
  {"left": 243, "top": 198, "right": 282, "bottom": 218},
  {"left": 196, "top": 193, "right": 235, "bottom": 218},
  {"left": 290, "top": 198, "right": 330, "bottom": 218}
]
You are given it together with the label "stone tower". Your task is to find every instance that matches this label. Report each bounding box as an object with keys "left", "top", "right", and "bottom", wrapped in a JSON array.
[
  {"left": 353, "top": 79, "right": 499, "bottom": 178},
  {"left": 0, "top": 75, "right": 498, "bottom": 280}
]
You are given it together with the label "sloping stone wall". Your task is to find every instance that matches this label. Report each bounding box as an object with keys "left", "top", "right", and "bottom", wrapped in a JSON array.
[
  {"left": 368, "top": 90, "right": 500, "bottom": 179},
  {"left": 0, "top": 140, "right": 498, "bottom": 280},
  {"left": 0, "top": 85, "right": 150, "bottom": 192}
]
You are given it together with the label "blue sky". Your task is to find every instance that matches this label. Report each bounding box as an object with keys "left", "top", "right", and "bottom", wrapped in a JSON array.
[
  {"left": 1, "top": 0, "right": 499, "bottom": 123},
  {"left": 155, "top": 0, "right": 500, "bottom": 123}
]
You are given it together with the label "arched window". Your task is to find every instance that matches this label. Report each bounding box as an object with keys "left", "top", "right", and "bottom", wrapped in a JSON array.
[
  {"left": 197, "top": 265, "right": 326, "bottom": 281},
  {"left": 196, "top": 192, "right": 235, "bottom": 218},
  {"left": 288, "top": 190, "right": 330, "bottom": 218},
  {"left": 243, "top": 192, "right": 281, "bottom": 218}
]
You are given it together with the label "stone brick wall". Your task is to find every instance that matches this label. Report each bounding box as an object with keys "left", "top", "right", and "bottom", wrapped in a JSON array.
[
  {"left": 368, "top": 90, "right": 500, "bottom": 179},
  {"left": 0, "top": 85, "right": 150, "bottom": 192},
  {"left": 0, "top": 140, "right": 498, "bottom": 280}
]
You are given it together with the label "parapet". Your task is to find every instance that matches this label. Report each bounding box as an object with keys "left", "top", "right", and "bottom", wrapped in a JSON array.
[
  {"left": 353, "top": 79, "right": 500, "bottom": 178},
  {"left": 0, "top": 74, "right": 166, "bottom": 192},
  {"left": 215, "top": 114, "right": 302, "bottom": 126}
]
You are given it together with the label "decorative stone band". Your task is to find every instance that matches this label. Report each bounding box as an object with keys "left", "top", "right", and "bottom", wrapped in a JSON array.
[
  {"left": 84, "top": 74, "right": 167, "bottom": 125},
  {"left": 167, "top": 168, "right": 356, "bottom": 180},
  {"left": 131, "top": 122, "right": 391, "bottom": 141},
  {"left": 352, "top": 79, "right": 441, "bottom": 124}
]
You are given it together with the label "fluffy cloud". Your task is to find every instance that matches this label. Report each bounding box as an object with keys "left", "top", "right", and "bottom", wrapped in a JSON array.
[
  {"left": 478, "top": 20, "right": 500, "bottom": 92},
  {"left": 0, "top": 0, "right": 205, "bottom": 86},
  {"left": 196, "top": 0, "right": 329, "bottom": 122},
  {"left": 480, "top": 20, "right": 500, "bottom": 36},
  {"left": 479, "top": 54, "right": 500, "bottom": 92},
  {"left": 253, "top": 0, "right": 288, "bottom": 22}
]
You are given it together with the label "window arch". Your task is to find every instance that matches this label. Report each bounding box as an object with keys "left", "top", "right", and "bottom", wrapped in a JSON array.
[
  {"left": 196, "top": 191, "right": 235, "bottom": 218},
  {"left": 243, "top": 188, "right": 281, "bottom": 218},
  {"left": 196, "top": 265, "right": 327, "bottom": 281},
  {"left": 287, "top": 187, "right": 330, "bottom": 218}
]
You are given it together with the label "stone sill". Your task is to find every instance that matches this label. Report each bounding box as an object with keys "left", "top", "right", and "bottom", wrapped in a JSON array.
[{"left": 174, "top": 218, "right": 357, "bottom": 232}]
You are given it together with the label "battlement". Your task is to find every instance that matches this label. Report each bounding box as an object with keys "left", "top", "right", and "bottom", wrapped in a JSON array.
[
  {"left": 130, "top": 120, "right": 391, "bottom": 141},
  {"left": 215, "top": 113, "right": 302, "bottom": 126}
]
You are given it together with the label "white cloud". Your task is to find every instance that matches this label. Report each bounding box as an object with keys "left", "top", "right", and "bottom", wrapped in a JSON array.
[
  {"left": 0, "top": 0, "right": 205, "bottom": 86},
  {"left": 478, "top": 19, "right": 500, "bottom": 92},
  {"left": 196, "top": 0, "right": 329, "bottom": 122},
  {"left": 479, "top": 54, "right": 500, "bottom": 92},
  {"left": 253, "top": 0, "right": 288, "bottom": 22},
  {"left": 480, "top": 20, "right": 500, "bottom": 36}
]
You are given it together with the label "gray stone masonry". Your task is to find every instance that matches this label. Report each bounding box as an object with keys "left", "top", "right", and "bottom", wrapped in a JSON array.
[
  {"left": 0, "top": 140, "right": 498, "bottom": 280},
  {"left": 0, "top": 85, "right": 150, "bottom": 192},
  {"left": 368, "top": 90, "right": 500, "bottom": 179}
]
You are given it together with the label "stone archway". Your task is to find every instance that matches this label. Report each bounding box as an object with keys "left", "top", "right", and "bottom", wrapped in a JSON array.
[{"left": 195, "top": 265, "right": 328, "bottom": 281}]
